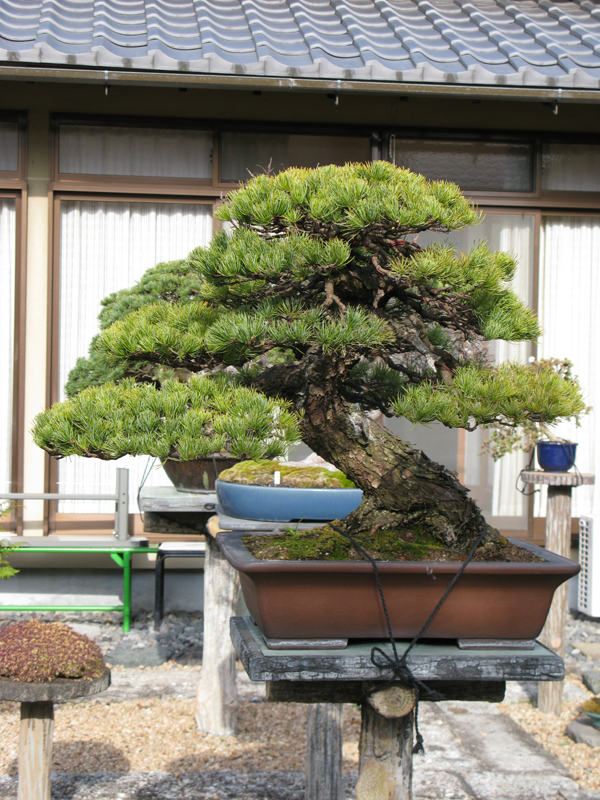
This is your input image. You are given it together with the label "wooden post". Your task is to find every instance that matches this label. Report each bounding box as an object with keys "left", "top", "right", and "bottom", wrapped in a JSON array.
[
  {"left": 521, "top": 471, "right": 595, "bottom": 716},
  {"left": 305, "top": 703, "right": 344, "bottom": 800},
  {"left": 357, "top": 703, "right": 414, "bottom": 800},
  {"left": 195, "top": 532, "right": 240, "bottom": 735},
  {"left": 538, "top": 484, "right": 572, "bottom": 715},
  {"left": 18, "top": 701, "right": 54, "bottom": 800}
]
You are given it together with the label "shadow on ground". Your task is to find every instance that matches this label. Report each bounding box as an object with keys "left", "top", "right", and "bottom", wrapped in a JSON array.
[{"left": 7, "top": 741, "right": 130, "bottom": 778}]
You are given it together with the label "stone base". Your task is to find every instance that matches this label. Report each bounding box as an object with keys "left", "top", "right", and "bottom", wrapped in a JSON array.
[{"left": 566, "top": 717, "right": 600, "bottom": 748}]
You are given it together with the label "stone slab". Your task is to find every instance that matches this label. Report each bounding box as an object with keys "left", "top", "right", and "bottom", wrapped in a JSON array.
[
  {"left": 520, "top": 471, "right": 594, "bottom": 486},
  {"left": 139, "top": 486, "right": 217, "bottom": 512},
  {"left": 574, "top": 641, "right": 600, "bottom": 659},
  {"left": 567, "top": 717, "right": 600, "bottom": 748},
  {"left": 104, "top": 645, "right": 174, "bottom": 668},
  {"left": 0, "top": 669, "right": 110, "bottom": 702},
  {"left": 231, "top": 616, "right": 564, "bottom": 683},
  {"left": 583, "top": 669, "right": 600, "bottom": 694}
]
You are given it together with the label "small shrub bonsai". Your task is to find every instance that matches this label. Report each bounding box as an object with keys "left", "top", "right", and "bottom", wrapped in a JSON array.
[
  {"left": 33, "top": 162, "right": 585, "bottom": 560},
  {"left": 0, "top": 501, "right": 19, "bottom": 580},
  {"left": 0, "top": 619, "right": 106, "bottom": 682}
]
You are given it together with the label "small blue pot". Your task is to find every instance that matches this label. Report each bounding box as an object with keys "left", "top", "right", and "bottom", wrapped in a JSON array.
[
  {"left": 536, "top": 441, "right": 577, "bottom": 472},
  {"left": 215, "top": 480, "right": 363, "bottom": 522}
]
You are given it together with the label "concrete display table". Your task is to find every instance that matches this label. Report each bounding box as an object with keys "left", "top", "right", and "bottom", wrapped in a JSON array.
[
  {"left": 521, "top": 470, "right": 594, "bottom": 715},
  {"left": 138, "top": 486, "right": 217, "bottom": 535},
  {"left": 0, "top": 670, "right": 111, "bottom": 800},
  {"left": 232, "top": 616, "right": 564, "bottom": 800}
]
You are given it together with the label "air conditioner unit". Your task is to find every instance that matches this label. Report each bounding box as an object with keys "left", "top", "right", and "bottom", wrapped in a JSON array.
[{"left": 578, "top": 516, "right": 600, "bottom": 617}]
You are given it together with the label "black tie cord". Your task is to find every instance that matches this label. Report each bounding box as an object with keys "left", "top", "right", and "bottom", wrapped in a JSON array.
[{"left": 327, "top": 521, "right": 488, "bottom": 754}]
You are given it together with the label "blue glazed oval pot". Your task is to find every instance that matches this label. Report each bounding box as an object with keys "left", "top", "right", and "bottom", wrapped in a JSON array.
[
  {"left": 536, "top": 441, "right": 577, "bottom": 472},
  {"left": 215, "top": 480, "right": 363, "bottom": 522}
]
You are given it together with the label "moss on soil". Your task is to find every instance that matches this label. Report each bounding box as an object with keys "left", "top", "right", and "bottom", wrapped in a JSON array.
[
  {"left": 0, "top": 619, "right": 107, "bottom": 682},
  {"left": 243, "top": 525, "right": 544, "bottom": 563},
  {"left": 218, "top": 460, "right": 356, "bottom": 488}
]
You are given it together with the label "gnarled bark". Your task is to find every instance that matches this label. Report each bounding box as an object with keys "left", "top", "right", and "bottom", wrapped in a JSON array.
[{"left": 299, "top": 393, "right": 499, "bottom": 553}]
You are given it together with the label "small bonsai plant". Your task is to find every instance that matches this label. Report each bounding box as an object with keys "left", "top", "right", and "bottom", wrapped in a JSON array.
[
  {"left": 0, "top": 619, "right": 106, "bottom": 682},
  {"left": 33, "top": 162, "right": 586, "bottom": 561}
]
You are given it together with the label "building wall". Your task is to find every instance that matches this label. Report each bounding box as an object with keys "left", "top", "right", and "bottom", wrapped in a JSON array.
[{"left": 0, "top": 77, "right": 599, "bottom": 537}]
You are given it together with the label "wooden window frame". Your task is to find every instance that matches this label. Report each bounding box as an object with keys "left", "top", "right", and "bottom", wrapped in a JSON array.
[
  {"left": 0, "top": 190, "right": 27, "bottom": 532},
  {"left": 0, "top": 113, "right": 27, "bottom": 531},
  {"left": 0, "top": 111, "right": 27, "bottom": 186}
]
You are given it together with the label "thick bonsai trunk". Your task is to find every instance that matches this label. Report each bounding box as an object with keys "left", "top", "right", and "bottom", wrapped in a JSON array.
[{"left": 299, "top": 396, "right": 500, "bottom": 554}]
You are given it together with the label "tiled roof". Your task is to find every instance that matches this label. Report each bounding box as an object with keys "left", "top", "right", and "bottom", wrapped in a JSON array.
[{"left": 1, "top": 0, "right": 600, "bottom": 87}]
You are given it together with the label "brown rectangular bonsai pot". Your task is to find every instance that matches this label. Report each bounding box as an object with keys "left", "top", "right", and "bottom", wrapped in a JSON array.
[{"left": 216, "top": 533, "right": 580, "bottom": 641}]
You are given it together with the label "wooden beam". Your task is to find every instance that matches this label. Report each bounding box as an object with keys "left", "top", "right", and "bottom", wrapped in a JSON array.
[{"left": 266, "top": 680, "right": 505, "bottom": 704}]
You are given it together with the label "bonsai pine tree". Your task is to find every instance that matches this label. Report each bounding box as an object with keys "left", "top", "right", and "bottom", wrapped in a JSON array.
[{"left": 34, "top": 162, "right": 585, "bottom": 556}]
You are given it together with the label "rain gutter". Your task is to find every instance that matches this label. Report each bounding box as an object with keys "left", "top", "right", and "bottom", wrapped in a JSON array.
[{"left": 1, "top": 64, "right": 600, "bottom": 104}]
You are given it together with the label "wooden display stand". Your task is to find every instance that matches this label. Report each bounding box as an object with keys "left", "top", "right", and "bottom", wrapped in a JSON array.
[
  {"left": 521, "top": 470, "right": 594, "bottom": 715},
  {"left": 195, "top": 514, "right": 325, "bottom": 739},
  {"left": 232, "top": 616, "right": 564, "bottom": 800},
  {"left": 0, "top": 671, "right": 110, "bottom": 800}
]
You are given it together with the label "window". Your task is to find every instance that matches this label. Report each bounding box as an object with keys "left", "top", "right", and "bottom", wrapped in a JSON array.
[
  {"left": 56, "top": 199, "right": 214, "bottom": 512},
  {"left": 389, "top": 137, "right": 534, "bottom": 193},
  {"left": 0, "top": 122, "right": 19, "bottom": 172},
  {"left": 0, "top": 197, "right": 16, "bottom": 493},
  {"left": 542, "top": 144, "right": 600, "bottom": 193},
  {"left": 219, "top": 132, "right": 371, "bottom": 183},
  {"left": 58, "top": 124, "right": 213, "bottom": 179}
]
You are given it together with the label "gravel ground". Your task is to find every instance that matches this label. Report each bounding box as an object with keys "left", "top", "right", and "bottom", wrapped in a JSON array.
[{"left": 0, "top": 608, "right": 599, "bottom": 799}]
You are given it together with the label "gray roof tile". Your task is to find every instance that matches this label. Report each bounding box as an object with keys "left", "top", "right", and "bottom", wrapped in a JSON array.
[{"left": 1, "top": 0, "right": 600, "bottom": 86}]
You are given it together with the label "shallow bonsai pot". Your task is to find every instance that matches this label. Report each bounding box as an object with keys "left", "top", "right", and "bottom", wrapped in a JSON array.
[
  {"left": 216, "top": 533, "right": 580, "bottom": 641},
  {"left": 163, "top": 458, "right": 240, "bottom": 493},
  {"left": 215, "top": 480, "right": 363, "bottom": 522},
  {"left": 536, "top": 441, "right": 577, "bottom": 472}
]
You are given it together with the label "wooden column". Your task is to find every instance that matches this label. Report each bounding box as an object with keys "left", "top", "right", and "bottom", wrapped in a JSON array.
[
  {"left": 18, "top": 701, "right": 53, "bottom": 800},
  {"left": 521, "top": 471, "right": 595, "bottom": 716},
  {"left": 539, "top": 484, "right": 572, "bottom": 715},
  {"left": 195, "top": 532, "right": 240, "bottom": 735},
  {"left": 357, "top": 704, "right": 414, "bottom": 800},
  {"left": 305, "top": 703, "right": 344, "bottom": 800}
]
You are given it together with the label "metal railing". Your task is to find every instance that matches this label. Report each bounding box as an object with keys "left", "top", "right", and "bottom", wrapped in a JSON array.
[{"left": 0, "top": 468, "right": 130, "bottom": 541}]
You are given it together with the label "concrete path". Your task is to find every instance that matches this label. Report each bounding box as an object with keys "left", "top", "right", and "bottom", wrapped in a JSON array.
[{"left": 414, "top": 698, "right": 596, "bottom": 800}]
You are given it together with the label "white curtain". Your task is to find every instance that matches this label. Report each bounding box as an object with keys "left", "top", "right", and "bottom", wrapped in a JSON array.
[
  {"left": 58, "top": 125, "right": 213, "bottom": 179},
  {"left": 418, "top": 214, "right": 534, "bottom": 522},
  {"left": 0, "top": 199, "right": 16, "bottom": 494},
  {"left": 535, "top": 216, "right": 600, "bottom": 519},
  {"left": 57, "top": 200, "right": 213, "bottom": 513}
]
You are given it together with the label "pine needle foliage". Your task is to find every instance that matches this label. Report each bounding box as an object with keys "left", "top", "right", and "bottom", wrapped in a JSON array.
[
  {"left": 393, "top": 362, "right": 587, "bottom": 429},
  {"left": 34, "top": 376, "right": 301, "bottom": 462}
]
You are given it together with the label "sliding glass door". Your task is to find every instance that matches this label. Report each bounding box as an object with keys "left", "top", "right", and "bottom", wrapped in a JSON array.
[
  {"left": 536, "top": 216, "right": 600, "bottom": 518},
  {"left": 56, "top": 199, "right": 213, "bottom": 513}
]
